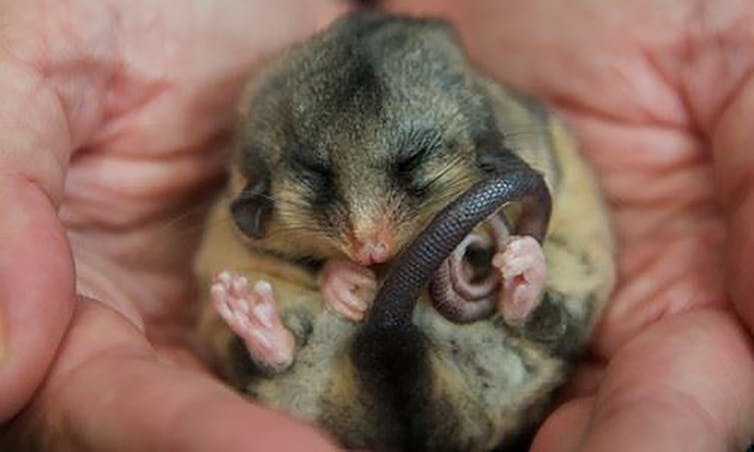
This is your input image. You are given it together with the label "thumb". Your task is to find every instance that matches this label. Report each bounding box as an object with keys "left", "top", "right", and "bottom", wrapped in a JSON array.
[
  {"left": 0, "top": 50, "right": 78, "bottom": 420},
  {"left": 3, "top": 301, "right": 340, "bottom": 452},
  {"left": 713, "top": 73, "right": 754, "bottom": 334}
]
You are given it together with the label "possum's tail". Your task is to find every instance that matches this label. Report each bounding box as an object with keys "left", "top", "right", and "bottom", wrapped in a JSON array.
[{"left": 351, "top": 166, "right": 551, "bottom": 449}]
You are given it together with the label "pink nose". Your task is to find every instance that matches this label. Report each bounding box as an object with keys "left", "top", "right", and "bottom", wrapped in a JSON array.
[{"left": 355, "top": 241, "right": 391, "bottom": 266}]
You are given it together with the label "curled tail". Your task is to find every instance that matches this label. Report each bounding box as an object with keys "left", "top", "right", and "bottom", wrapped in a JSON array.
[{"left": 351, "top": 168, "right": 551, "bottom": 450}]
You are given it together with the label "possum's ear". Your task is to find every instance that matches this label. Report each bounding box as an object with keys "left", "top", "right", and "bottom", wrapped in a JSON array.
[
  {"left": 476, "top": 145, "right": 530, "bottom": 175},
  {"left": 473, "top": 116, "right": 529, "bottom": 175},
  {"left": 230, "top": 152, "right": 272, "bottom": 240},
  {"left": 231, "top": 178, "right": 272, "bottom": 240}
]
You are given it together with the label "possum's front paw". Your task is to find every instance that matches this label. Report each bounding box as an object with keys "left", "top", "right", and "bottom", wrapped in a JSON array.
[
  {"left": 211, "top": 271, "right": 295, "bottom": 372},
  {"left": 492, "top": 236, "right": 547, "bottom": 326},
  {"left": 318, "top": 259, "right": 377, "bottom": 321}
]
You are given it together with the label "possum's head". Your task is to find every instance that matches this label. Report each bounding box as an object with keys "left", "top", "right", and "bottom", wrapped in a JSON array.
[{"left": 229, "top": 13, "right": 532, "bottom": 264}]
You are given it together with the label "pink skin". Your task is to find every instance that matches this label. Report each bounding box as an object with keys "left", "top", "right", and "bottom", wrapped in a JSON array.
[
  {"left": 318, "top": 260, "right": 377, "bottom": 321},
  {"left": 381, "top": 2, "right": 754, "bottom": 449},
  {"left": 0, "top": 1, "right": 350, "bottom": 449},
  {"left": 211, "top": 271, "right": 295, "bottom": 372},
  {"left": 354, "top": 241, "right": 390, "bottom": 266},
  {"left": 4, "top": 0, "right": 754, "bottom": 450},
  {"left": 492, "top": 236, "right": 547, "bottom": 326},
  {"left": 212, "top": 233, "right": 543, "bottom": 364}
]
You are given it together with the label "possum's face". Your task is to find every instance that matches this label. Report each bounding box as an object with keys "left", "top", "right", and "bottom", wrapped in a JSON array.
[
  {"left": 230, "top": 105, "right": 485, "bottom": 265},
  {"left": 256, "top": 123, "right": 480, "bottom": 265},
  {"left": 228, "top": 14, "right": 525, "bottom": 264}
]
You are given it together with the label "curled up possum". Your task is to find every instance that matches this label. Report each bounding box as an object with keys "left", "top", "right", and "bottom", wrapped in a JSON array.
[{"left": 194, "top": 12, "right": 616, "bottom": 452}]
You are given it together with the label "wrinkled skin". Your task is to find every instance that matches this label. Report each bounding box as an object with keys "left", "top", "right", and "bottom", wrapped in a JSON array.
[
  {"left": 382, "top": 1, "right": 754, "bottom": 450},
  {"left": 0, "top": 0, "right": 752, "bottom": 451},
  {"left": 0, "top": 0, "right": 350, "bottom": 450}
]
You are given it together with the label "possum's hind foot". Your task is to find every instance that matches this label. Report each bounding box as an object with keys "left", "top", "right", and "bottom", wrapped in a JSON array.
[
  {"left": 492, "top": 236, "right": 547, "bottom": 326},
  {"left": 211, "top": 270, "right": 295, "bottom": 372},
  {"left": 318, "top": 259, "right": 377, "bottom": 321}
]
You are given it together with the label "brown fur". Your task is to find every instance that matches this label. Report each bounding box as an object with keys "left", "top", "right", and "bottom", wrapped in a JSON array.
[{"left": 195, "top": 12, "right": 615, "bottom": 452}]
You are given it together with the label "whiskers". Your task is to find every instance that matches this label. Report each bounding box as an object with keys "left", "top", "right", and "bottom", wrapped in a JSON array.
[
  {"left": 500, "top": 124, "right": 552, "bottom": 145},
  {"left": 268, "top": 216, "right": 326, "bottom": 240},
  {"left": 122, "top": 185, "right": 329, "bottom": 263},
  {"left": 424, "top": 152, "right": 468, "bottom": 189},
  {"left": 251, "top": 191, "right": 312, "bottom": 212}
]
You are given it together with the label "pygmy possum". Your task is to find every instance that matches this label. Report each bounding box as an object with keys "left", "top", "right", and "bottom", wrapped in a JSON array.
[{"left": 194, "top": 12, "right": 616, "bottom": 452}]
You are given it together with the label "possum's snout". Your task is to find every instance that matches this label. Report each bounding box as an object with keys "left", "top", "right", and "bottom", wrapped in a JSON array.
[{"left": 345, "top": 221, "right": 395, "bottom": 266}]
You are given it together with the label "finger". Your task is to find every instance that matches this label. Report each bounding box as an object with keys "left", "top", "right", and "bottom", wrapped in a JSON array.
[
  {"left": 555, "top": 360, "right": 606, "bottom": 401},
  {"left": 0, "top": 176, "right": 75, "bottom": 422},
  {"left": 332, "top": 281, "right": 368, "bottom": 312},
  {"left": 322, "top": 285, "right": 363, "bottom": 320},
  {"left": 379, "top": 0, "right": 694, "bottom": 125},
  {"left": 713, "top": 76, "right": 754, "bottom": 335},
  {"left": 0, "top": 43, "right": 83, "bottom": 419},
  {"left": 346, "top": 265, "right": 377, "bottom": 285},
  {"left": 5, "top": 300, "right": 339, "bottom": 452},
  {"left": 536, "top": 308, "right": 754, "bottom": 452},
  {"left": 531, "top": 397, "right": 593, "bottom": 452},
  {"left": 558, "top": 108, "right": 727, "bottom": 360},
  {"left": 345, "top": 271, "right": 377, "bottom": 290}
]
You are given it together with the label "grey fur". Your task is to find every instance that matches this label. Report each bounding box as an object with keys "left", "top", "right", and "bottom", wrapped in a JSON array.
[{"left": 195, "top": 12, "right": 616, "bottom": 452}]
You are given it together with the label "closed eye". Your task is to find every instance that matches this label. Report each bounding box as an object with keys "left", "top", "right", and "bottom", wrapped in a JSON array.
[
  {"left": 292, "top": 157, "right": 331, "bottom": 176},
  {"left": 290, "top": 157, "right": 333, "bottom": 186},
  {"left": 286, "top": 157, "right": 338, "bottom": 212},
  {"left": 395, "top": 126, "right": 444, "bottom": 174},
  {"left": 396, "top": 146, "right": 431, "bottom": 174},
  {"left": 394, "top": 147, "right": 435, "bottom": 197}
]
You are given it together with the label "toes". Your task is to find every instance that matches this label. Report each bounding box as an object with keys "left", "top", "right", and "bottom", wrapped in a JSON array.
[
  {"left": 215, "top": 270, "right": 234, "bottom": 286},
  {"left": 251, "top": 302, "right": 274, "bottom": 329},
  {"left": 322, "top": 281, "right": 366, "bottom": 321},
  {"left": 231, "top": 274, "right": 250, "bottom": 297},
  {"left": 210, "top": 284, "right": 232, "bottom": 318},
  {"left": 250, "top": 281, "right": 277, "bottom": 329},
  {"left": 493, "top": 236, "right": 548, "bottom": 325},
  {"left": 247, "top": 327, "right": 295, "bottom": 370},
  {"left": 493, "top": 236, "right": 546, "bottom": 280},
  {"left": 319, "top": 259, "right": 377, "bottom": 321},
  {"left": 332, "top": 279, "right": 368, "bottom": 311},
  {"left": 499, "top": 254, "right": 534, "bottom": 275},
  {"left": 319, "top": 260, "right": 377, "bottom": 288},
  {"left": 228, "top": 284, "right": 251, "bottom": 316},
  {"left": 345, "top": 271, "right": 378, "bottom": 290},
  {"left": 252, "top": 280, "right": 274, "bottom": 301},
  {"left": 210, "top": 271, "right": 294, "bottom": 371},
  {"left": 342, "top": 264, "right": 377, "bottom": 288}
]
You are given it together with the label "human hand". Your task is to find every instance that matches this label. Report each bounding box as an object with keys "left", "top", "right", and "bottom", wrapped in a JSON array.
[
  {"left": 379, "top": 1, "right": 754, "bottom": 450},
  {"left": 0, "top": 0, "right": 351, "bottom": 450}
]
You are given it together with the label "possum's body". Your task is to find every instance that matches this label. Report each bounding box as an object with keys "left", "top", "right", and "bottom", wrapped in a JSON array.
[{"left": 195, "top": 13, "right": 615, "bottom": 452}]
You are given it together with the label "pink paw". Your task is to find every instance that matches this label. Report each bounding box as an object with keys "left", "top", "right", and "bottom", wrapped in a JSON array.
[
  {"left": 318, "top": 259, "right": 377, "bottom": 321},
  {"left": 492, "top": 236, "right": 547, "bottom": 326},
  {"left": 211, "top": 271, "right": 295, "bottom": 372}
]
